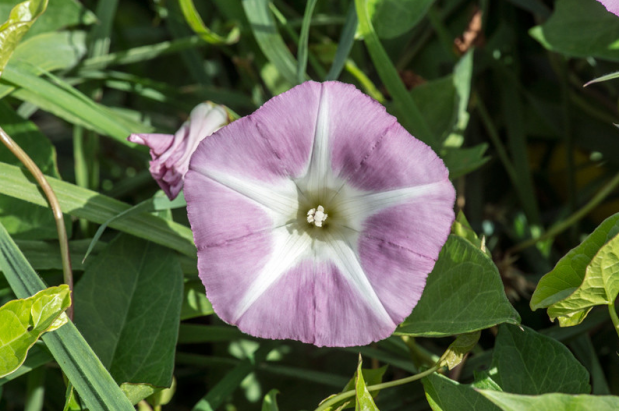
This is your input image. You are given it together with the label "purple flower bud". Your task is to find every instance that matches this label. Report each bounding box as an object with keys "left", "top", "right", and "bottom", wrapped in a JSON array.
[{"left": 128, "top": 102, "right": 228, "bottom": 200}]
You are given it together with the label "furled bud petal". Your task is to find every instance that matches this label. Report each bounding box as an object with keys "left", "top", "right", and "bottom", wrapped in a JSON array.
[{"left": 128, "top": 102, "right": 228, "bottom": 199}]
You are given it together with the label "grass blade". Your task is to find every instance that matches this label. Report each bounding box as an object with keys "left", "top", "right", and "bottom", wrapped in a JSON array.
[
  {"left": 354, "top": 0, "right": 436, "bottom": 150},
  {"left": 0, "top": 162, "right": 196, "bottom": 257},
  {"left": 297, "top": 0, "right": 318, "bottom": 84},
  {"left": 325, "top": 3, "right": 358, "bottom": 81},
  {"left": 0, "top": 222, "right": 135, "bottom": 411},
  {"left": 3, "top": 61, "right": 150, "bottom": 145},
  {"left": 243, "top": 0, "right": 298, "bottom": 85},
  {"left": 179, "top": 0, "right": 240, "bottom": 45}
]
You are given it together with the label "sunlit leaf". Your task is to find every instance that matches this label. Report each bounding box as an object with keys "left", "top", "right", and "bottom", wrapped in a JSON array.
[
  {"left": 438, "top": 330, "right": 481, "bottom": 370},
  {"left": 262, "top": 388, "right": 280, "bottom": 411},
  {"left": 179, "top": 0, "right": 239, "bottom": 45},
  {"left": 531, "top": 213, "right": 619, "bottom": 326},
  {"left": 478, "top": 390, "right": 619, "bottom": 411},
  {"left": 354, "top": 355, "right": 379, "bottom": 411},
  {"left": 0, "top": 0, "right": 48, "bottom": 76},
  {"left": 0, "top": 285, "right": 70, "bottom": 378},
  {"left": 180, "top": 280, "right": 214, "bottom": 320},
  {"left": 0, "top": 222, "right": 135, "bottom": 410}
]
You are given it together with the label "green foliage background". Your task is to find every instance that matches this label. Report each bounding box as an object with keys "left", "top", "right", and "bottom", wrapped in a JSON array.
[{"left": 0, "top": 0, "right": 618, "bottom": 410}]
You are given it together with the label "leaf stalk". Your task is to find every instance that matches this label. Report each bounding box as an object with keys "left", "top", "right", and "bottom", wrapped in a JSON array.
[{"left": 0, "top": 127, "right": 73, "bottom": 319}]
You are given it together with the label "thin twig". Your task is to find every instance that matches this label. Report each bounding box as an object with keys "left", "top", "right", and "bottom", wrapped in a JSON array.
[
  {"left": 315, "top": 364, "right": 440, "bottom": 411},
  {"left": 0, "top": 127, "right": 73, "bottom": 319},
  {"left": 508, "top": 174, "right": 619, "bottom": 254}
]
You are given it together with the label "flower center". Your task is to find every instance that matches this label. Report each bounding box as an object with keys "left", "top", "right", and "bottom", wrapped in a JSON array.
[{"left": 306, "top": 205, "right": 328, "bottom": 227}]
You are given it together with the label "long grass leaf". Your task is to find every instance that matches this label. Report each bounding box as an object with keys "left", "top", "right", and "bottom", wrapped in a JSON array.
[
  {"left": 0, "top": 222, "right": 135, "bottom": 411},
  {"left": 325, "top": 3, "right": 358, "bottom": 81},
  {"left": 242, "top": 0, "right": 298, "bottom": 85},
  {"left": 0, "top": 162, "right": 196, "bottom": 257},
  {"left": 354, "top": 0, "right": 436, "bottom": 150},
  {"left": 3, "top": 61, "right": 149, "bottom": 145},
  {"left": 179, "top": 0, "right": 240, "bottom": 45},
  {"left": 296, "top": 0, "right": 318, "bottom": 84}
]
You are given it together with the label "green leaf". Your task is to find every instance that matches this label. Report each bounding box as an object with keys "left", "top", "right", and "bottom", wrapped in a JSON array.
[
  {"left": 366, "top": 0, "right": 435, "bottom": 39},
  {"left": 179, "top": 0, "right": 240, "bottom": 45},
  {"left": 410, "top": 76, "right": 457, "bottom": 142},
  {"left": 0, "top": 221, "right": 135, "bottom": 411},
  {"left": 3, "top": 61, "right": 151, "bottom": 144},
  {"left": 491, "top": 324, "right": 590, "bottom": 395},
  {"left": 0, "top": 341, "right": 51, "bottom": 385},
  {"left": 548, "top": 234, "right": 619, "bottom": 326},
  {"left": 11, "top": 30, "right": 86, "bottom": 72},
  {"left": 531, "top": 213, "right": 619, "bottom": 326},
  {"left": 529, "top": 0, "right": 619, "bottom": 62},
  {"left": 296, "top": 0, "right": 318, "bottom": 84},
  {"left": 147, "top": 377, "right": 176, "bottom": 408},
  {"left": 0, "top": 162, "right": 196, "bottom": 257},
  {"left": 121, "top": 383, "right": 159, "bottom": 406},
  {"left": 354, "top": 0, "right": 436, "bottom": 150},
  {"left": 325, "top": 362, "right": 387, "bottom": 410},
  {"left": 0, "top": 101, "right": 72, "bottom": 240},
  {"left": 584, "top": 71, "right": 619, "bottom": 87},
  {"left": 0, "top": 0, "right": 96, "bottom": 40},
  {"left": 450, "top": 211, "right": 489, "bottom": 255},
  {"left": 0, "top": 285, "right": 70, "bottom": 378},
  {"left": 396, "top": 235, "right": 520, "bottom": 337},
  {"left": 262, "top": 389, "right": 280, "bottom": 411},
  {"left": 422, "top": 373, "right": 500, "bottom": 411},
  {"left": 63, "top": 383, "right": 81, "bottom": 411},
  {"left": 243, "top": 0, "right": 298, "bottom": 85},
  {"left": 478, "top": 390, "right": 619, "bottom": 411},
  {"left": 438, "top": 330, "right": 481, "bottom": 370},
  {"left": 0, "top": 0, "right": 47, "bottom": 76},
  {"left": 181, "top": 280, "right": 214, "bottom": 320},
  {"left": 74, "top": 234, "right": 183, "bottom": 388},
  {"left": 351, "top": 355, "right": 379, "bottom": 411},
  {"left": 443, "top": 144, "right": 490, "bottom": 180}
]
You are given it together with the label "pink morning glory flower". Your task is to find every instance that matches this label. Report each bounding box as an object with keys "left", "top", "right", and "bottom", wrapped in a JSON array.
[
  {"left": 597, "top": 0, "right": 619, "bottom": 15},
  {"left": 185, "top": 81, "right": 455, "bottom": 347},
  {"left": 128, "top": 102, "right": 229, "bottom": 200}
]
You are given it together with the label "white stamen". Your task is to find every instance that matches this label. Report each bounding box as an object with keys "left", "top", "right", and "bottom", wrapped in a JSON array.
[{"left": 307, "top": 205, "right": 328, "bottom": 227}]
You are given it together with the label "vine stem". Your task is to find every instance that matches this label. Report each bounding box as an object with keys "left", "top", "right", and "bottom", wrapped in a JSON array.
[
  {"left": 0, "top": 127, "right": 73, "bottom": 319},
  {"left": 508, "top": 174, "right": 619, "bottom": 255},
  {"left": 609, "top": 304, "right": 619, "bottom": 336},
  {"left": 315, "top": 364, "right": 440, "bottom": 411}
]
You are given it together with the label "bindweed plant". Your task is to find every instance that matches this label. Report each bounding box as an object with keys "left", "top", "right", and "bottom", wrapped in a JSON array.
[{"left": 0, "top": 0, "right": 618, "bottom": 410}]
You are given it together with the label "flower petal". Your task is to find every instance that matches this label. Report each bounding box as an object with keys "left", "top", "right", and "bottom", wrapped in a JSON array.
[
  {"left": 336, "top": 120, "right": 449, "bottom": 192},
  {"left": 189, "top": 82, "right": 322, "bottom": 185}
]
